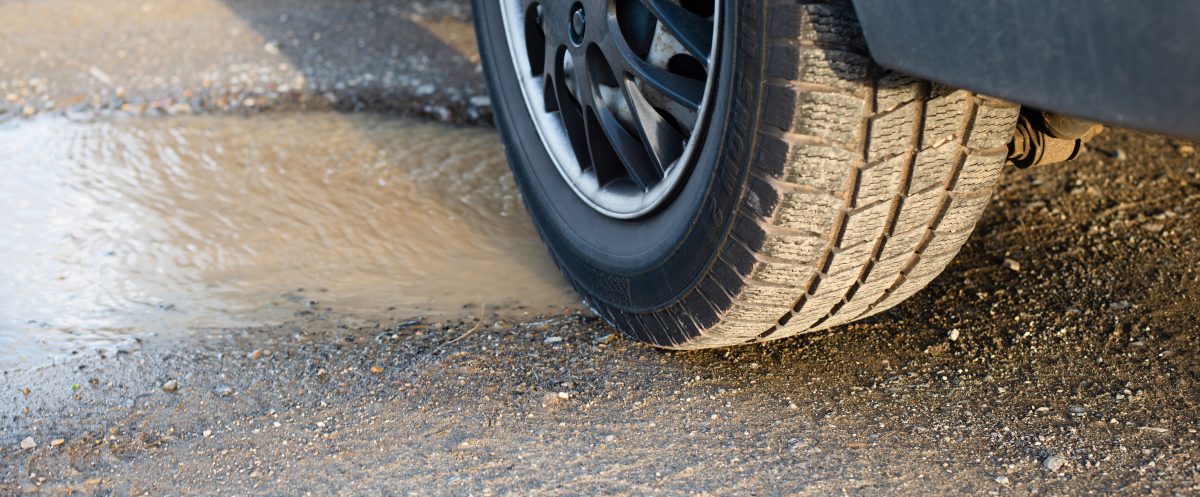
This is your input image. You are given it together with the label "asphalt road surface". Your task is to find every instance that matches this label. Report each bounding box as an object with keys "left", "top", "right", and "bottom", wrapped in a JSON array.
[{"left": 2, "top": 1, "right": 1199, "bottom": 496}]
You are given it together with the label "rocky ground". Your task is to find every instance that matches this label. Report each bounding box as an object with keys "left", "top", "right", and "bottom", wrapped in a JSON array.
[{"left": 2, "top": 0, "right": 1200, "bottom": 496}]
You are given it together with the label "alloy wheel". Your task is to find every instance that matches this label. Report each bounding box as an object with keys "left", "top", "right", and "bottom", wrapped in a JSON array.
[{"left": 499, "top": 0, "right": 721, "bottom": 219}]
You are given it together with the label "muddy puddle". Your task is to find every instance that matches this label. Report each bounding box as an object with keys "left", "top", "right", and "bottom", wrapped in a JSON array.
[{"left": 0, "top": 113, "right": 578, "bottom": 369}]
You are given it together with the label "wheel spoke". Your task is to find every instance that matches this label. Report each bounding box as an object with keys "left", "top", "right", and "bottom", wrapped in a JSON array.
[
  {"left": 591, "top": 104, "right": 661, "bottom": 189},
  {"left": 542, "top": 42, "right": 561, "bottom": 112},
  {"left": 602, "top": 38, "right": 704, "bottom": 110},
  {"left": 543, "top": 74, "right": 558, "bottom": 112},
  {"left": 551, "top": 51, "right": 591, "bottom": 168},
  {"left": 621, "top": 77, "right": 683, "bottom": 172},
  {"left": 636, "top": 0, "right": 713, "bottom": 66},
  {"left": 583, "top": 107, "right": 626, "bottom": 185}
]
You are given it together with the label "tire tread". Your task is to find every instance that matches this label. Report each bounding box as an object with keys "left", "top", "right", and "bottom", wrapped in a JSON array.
[{"left": 618, "top": 0, "right": 1018, "bottom": 348}]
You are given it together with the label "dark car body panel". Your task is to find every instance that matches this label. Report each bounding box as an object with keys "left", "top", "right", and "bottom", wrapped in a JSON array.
[{"left": 852, "top": 0, "right": 1200, "bottom": 139}]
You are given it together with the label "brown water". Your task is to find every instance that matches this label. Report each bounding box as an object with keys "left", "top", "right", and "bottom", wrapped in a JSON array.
[{"left": 0, "top": 113, "right": 578, "bottom": 368}]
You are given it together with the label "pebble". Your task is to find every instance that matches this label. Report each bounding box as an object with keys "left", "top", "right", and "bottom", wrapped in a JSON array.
[
  {"left": 214, "top": 386, "right": 234, "bottom": 397},
  {"left": 203, "top": 429, "right": 213, "bottom": 438},
  {"left": 1113, "top": 149, "right": 1127, "bottom": 161},
  {"left": 594, "top": 334, "right": 617, "bottom": 344},
  {"left": 993, "top": 475, "right": 1010, "bottom": 485},
  {"left": 1179, "top": 144, "right": 1196, "bottom": 155},
  {"left": 50, "top": 438, "right": 65, "bottom": 447},
  {"left": 1003, "top": 258, "right": 1021, "bottom": 272},
  {"left": 19, "top": 437, "right": 36, "bottom": 450},
  {"left": 161, "top": 379, "right": 179, "bottom": 393},
  {"left": 469, "top": 95, "right": 491, "bottom": 108},
  {"left": 167, "top": 102, "right": 192, "bottom": 114},
  {"left": 1109, "top": 301, "right": 1132, "bottom": 310},
  {"left": 557, "top": 391, "right": 570, "bottom": 399},
  {"left": 544, "top": 336, "right": 563, "bottom": 344},
  {"left": 1068, "top": 405, "right": 1086, "bottom": 415},
  {"left": 1043, "top": 454, "right": 1067, "bottom": 471},
  {"left": 948, "top": 329, "right": 960, "bottom": 341}
]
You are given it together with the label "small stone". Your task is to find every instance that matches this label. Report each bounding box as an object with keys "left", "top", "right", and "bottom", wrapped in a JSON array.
[
  {"left": 1109, "top": 300, "right": 1131, "bottom": 310},
  {"left": 161, "top": 379, "right": 179, "bottom": 393},
  {"left": 1003, "top": 258, "right": 1021, "bottom": 272},
  {"left": 167, "top": 103, "right": 192, "bottom": 114},
  {"left": 1068, "top": 405, "right": 1086, "bottom": 415},
  {"left": 603, "top": 435, "right": 615, "bottom": 442},
  {"left": 247, "top": 350, "right": 263, "bottom": 360},
  {"left": 1043, "top": 454, "right": 1067, "bottom": 471},
  {"left": 203, "top": 429, "right": 213, "bottom": 438},
  {"left": 948, "top": 328, "right": 960, "bottom": 341},
  {"left": 469, "top": 95, "right": 491, "bottom": 108},
  {"left": 1141, "top": 222, "right": 1164, "bottom": 233},
  {"left": 993, "top": 475, "right": 1010, "bottom": 485},
  {"left": 19, "top": 437, "right": 36, "bottom": 450},
  {"left": 370, "top": 365, "right": 384, "bottom": 374},
  {"left": 1179, "top": 144, "right": 1195, "bottom": 155},
  {"left": 594, "top": 334, "right": 617, "bottom": 344},
  {"left": 1112, "top": 149, "right": 1127, "bottom": 161},
  {"left": 544, "top": 336, "right": 563, "bottom": 344},
  {"left": 557, "top": 391, "right": 570, "bottom": 399},
  {"left": 50, "top": 438, "right": 64, "bottom": 447},
  {"left": 214, "top": 386, "right": 234, "bottom": 397}
]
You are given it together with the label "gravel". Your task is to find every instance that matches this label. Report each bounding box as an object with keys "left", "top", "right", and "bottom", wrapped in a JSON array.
[{"left": 1, "top": 0, "right": 1199, "bottom": 495}]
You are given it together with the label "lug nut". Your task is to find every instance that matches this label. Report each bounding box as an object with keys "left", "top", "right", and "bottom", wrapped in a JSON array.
[{"left": 571, "top": 8, "right": 586, "bottom": 39}]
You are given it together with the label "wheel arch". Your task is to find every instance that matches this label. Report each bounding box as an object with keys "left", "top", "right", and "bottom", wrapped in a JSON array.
[{"left": 850, "top": 0, "right": 1200, "bottom": 139}]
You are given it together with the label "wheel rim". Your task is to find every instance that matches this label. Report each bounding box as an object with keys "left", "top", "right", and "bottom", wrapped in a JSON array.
[{"left": 500, "top": 0, "right": 722, "bottom": 219}]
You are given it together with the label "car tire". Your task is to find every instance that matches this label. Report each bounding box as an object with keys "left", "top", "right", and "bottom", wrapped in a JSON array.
[{"left": 473, "top": 0, "right": 1020, "bottom": 349}]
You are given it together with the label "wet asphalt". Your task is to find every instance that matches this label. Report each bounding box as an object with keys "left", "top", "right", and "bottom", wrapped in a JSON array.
[{"left": 2, "top": 1, "right": 1200, "bottom": 496}]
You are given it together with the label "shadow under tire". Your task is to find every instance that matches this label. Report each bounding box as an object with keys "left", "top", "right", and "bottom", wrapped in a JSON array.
[{"left": 473, "top": 0, "right": 1019, "bottom": 349}]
